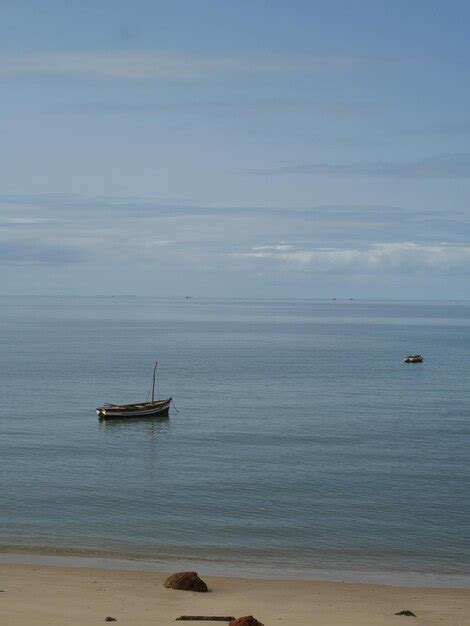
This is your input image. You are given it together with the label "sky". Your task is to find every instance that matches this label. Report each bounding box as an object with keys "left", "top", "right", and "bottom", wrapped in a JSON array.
[{"left": 1, "top": 0, "right": 470, "bottom": 298}]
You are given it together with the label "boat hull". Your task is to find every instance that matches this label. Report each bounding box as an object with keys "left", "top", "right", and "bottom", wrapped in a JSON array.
[
  {"left": 404, "top": 356, "right": 423, "bottom": 363},
  {"left": 96, "top": 398, "right": 172, "bottom": 420}
]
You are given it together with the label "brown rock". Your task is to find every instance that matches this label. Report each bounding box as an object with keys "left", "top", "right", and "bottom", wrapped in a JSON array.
[
  {"left": 163, "top": 571, "right": 208, "bottom": 593},
  {"left": 395, "top": 610, "right": 416, "bottom": 617},
  {"left": 230, "top": 617, "right": 264, "bottom": 626}
]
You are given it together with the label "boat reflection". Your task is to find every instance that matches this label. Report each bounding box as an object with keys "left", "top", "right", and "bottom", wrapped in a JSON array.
[{"left": 97, "top": 414, "right": 171, "bottom": 438}]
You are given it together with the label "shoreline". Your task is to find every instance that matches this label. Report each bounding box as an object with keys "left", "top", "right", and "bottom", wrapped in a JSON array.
[
  {"left": 0, "top": 546, "right": 469, "bottom": 589},
  {"left": 1, "top": 562, "right": 469, "bottom": 626}
]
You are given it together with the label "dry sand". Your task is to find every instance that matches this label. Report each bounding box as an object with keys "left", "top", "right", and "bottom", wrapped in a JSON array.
[{"left": 0, "top": 562, "right": 469, "bottom": 626}]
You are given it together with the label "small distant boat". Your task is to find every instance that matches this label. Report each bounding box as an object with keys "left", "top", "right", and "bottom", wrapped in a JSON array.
[
  {"left": 404, "top": 354, "right": 424, "bottom": 364},
  {"left": 96, "top": 361, "right": 172, "bottom": 420}
]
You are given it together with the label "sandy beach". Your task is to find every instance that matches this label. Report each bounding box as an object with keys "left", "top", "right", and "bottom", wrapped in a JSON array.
[{"left": 0, "top": 562, "right": 468, "bottom": 626}]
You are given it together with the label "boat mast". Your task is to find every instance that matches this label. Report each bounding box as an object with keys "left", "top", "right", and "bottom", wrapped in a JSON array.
[{"left": 151, "top": 361, "right": 158, "bottom": 402}]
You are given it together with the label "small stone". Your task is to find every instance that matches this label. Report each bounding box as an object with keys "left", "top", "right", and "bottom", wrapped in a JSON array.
[
  {"left": 395, "top": 610, "right": 416, "bottom": 617},
  {"left": 164, "top": 571, "right": 208, "bottom": 593},
  {"left": 105, "top": 617, "right": 117, "bottom": 622},
  {"left": 230, "top": 617, "right": 264, "bottom": 626}
]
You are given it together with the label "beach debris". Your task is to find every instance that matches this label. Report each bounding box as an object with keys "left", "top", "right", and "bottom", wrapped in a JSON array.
[
  {"left": 395, "top": 610, "right": 416, "bottom": 617},
  {"left": 164, "top": 571, "right": 208, "bottom": 593},
  {"left": 229, "top": 617, "right": 264, "bottom": 626},
  {"left": 105, "top": 617, "right": 117, "bottom": 622},
  {"left": 176, "top": 618, "right": 235, "bottom": 622}
]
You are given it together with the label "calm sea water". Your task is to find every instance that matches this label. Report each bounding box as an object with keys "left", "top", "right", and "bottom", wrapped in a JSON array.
[{"left": 1, "top": 296, "right": 469, "bottom": 581}]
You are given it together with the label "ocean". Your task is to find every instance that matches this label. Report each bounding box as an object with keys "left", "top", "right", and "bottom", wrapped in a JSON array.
[{"left": 1, "top": 296, "right": 469, "bottom": 584}]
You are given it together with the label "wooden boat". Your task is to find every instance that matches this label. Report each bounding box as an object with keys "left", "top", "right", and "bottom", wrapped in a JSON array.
[
  {"left": 96, "top": 362, "right": 172, "bottom": 420},
  {"left": 404, "top": 354, "right": 424, "bottom": 363}
]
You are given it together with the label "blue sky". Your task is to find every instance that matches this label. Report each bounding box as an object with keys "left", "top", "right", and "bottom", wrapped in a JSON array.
[{"left": 1, "top": 0, "right": 470, "bottom": 297}]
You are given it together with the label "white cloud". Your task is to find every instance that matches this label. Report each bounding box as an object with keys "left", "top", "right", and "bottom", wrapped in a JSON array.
[
  {"left": 143, "top": 239, "right": 173, "bottom": 249},
  {"left": 238, "top": 242, "right": 470, "bottom": 275},
  {"left": 0, "top": 217, "right": 49, "bottom": 225},
  {"left": 0, "top": 51, "right": 360, "bottom": 80},
  {"left": 252, "top": 244, "right": 294, "bottom": 251}
]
